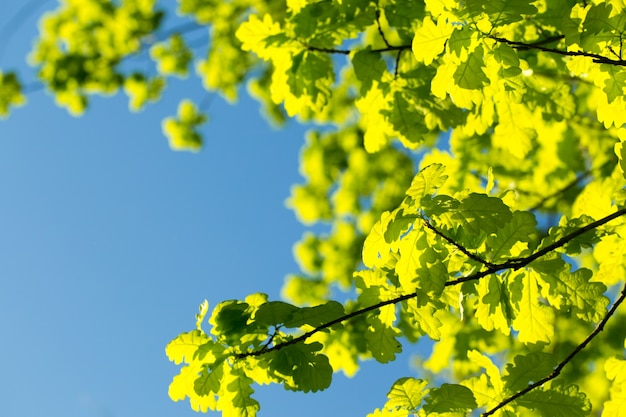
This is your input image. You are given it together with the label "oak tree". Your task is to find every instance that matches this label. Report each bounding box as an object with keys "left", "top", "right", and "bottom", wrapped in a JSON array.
[{"left": 2, "top": 0, "right": 626, "bottom": 416}]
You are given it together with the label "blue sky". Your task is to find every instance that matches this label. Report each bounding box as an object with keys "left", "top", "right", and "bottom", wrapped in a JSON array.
[{"left": 0, "top": 2, "right": 420, "bottom": 416}]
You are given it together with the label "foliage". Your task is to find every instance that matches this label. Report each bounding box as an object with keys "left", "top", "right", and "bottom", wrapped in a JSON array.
[{"left": 3, "top": 0, "right": 626, "bottom": 416}]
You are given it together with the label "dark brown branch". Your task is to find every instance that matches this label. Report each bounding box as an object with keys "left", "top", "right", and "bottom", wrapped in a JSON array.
[
  {"left": 235, "top": 291, "right": 417, "bottom": 358},
  {"left": 393, "top": 50, "right": 403, "bottom": 78},
  {"left": 374, "top": 9, "right": 391, "bottom": 49},
  {"left": 236, "top": 207, "right": 626, "bottom": 359},
  {"left": 489, "top": 35, "right": 626, "bottom": 66},
  {"left": 421, "top": 215, "right": 496, "bottom": 269},
  {"left": 371, "top": 44, "right": 411, "bottom": 53},
  {"left": 483, "top": 282, "right": 626, "bottom": 416}
]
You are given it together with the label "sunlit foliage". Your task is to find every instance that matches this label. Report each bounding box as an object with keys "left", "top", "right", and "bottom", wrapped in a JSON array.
[{"left": 3, "top": 0, "right": 626, "bottom": 415}]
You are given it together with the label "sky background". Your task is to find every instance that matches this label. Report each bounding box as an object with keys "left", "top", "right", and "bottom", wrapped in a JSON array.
[{"left": 0, "top": 2, "right": 422, "bottom": 417}]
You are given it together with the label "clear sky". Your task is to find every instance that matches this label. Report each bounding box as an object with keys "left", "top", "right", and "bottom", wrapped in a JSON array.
[{"left": 0, "top": 2, "right": 420, "bottom": 417}]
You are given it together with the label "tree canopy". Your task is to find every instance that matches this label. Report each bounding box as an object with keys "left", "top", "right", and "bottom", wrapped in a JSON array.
[{"left": 2, "top": 0, "right": 626, "bottom": 416}]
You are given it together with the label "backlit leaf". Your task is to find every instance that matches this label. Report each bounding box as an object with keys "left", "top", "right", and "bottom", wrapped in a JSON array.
[
  {"left": 423, "top": 383, "right": 478, "bottom": 413},
  {"left": 412, "top": 16, "right": 455, "bottom": 66}
]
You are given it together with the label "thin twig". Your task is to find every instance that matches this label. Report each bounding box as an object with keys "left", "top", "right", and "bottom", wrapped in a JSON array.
[
  {"left": 421, "top": 215, "right": 496, "bottom": 269},
  {"left": 375, "top": 9, "right": 391, "bottom": 48},
  {"left": 489, "top": 35, "right": 626, "bottom": 66},
  {"left": 371, "top": 44, "right": 411, "bottom": 53},
  {"left": 305, "top": 45, "right": 350, "bottom": 55},
  {"left": 393, "top": 50, "right": 403, "bottom": 78}
]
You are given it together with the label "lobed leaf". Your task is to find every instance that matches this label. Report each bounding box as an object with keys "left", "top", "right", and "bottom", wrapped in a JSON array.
[
  {"left": 283, "top": 300, "right": 345, "bottom": 328},
  {"left": 502, "top": 352, "right": 557, "bottom": 393},
  {"left": 386, "top": 377, "right": 428, "bottom": 412},
  {"left": 166, "top": 330, "right": 209, "bottom": 365},
  {"left": 423, "top": 383, "right": 478, "bottom": 413},
  {"left": 515, "top": 381, "right": 591, "bottom": 417}
]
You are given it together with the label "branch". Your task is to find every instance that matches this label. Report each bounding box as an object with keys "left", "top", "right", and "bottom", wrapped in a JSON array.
[
  {"left": 373, "top": 7, "right": 405, "bottom": 77},
  {"left": 374, "top": 8, "right": 391, "bottom": 49},
  {"left": 483, "top": 282, "right": 626, "bottom": 416},
  {"left": 371, "top": 44, "right": 411, "bottom": 53},
  {"left": 489, "top": 34, "right": 626, "bottom": 66},
  {"left": 236, "top": 207, "right": 626, "bottom": 359},
  {"left": 304, "top": 45, "right": 350, "bottom": 55},
  {"left": 421, "top": 214, "right": 496, "bottom": 269}
]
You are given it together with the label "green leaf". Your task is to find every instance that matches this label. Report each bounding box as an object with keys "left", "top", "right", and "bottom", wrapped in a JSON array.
[
  {"left": 166, "top": 330, "right": 209, "bottom": 365},
  {"left": 270, "top": 342, "right": 333, "bottom": 392},
  {"left": 291, "top": 0, "right": 372, "bottom": 43},
  {"left": 254, "top": 301, "right": 298, "bottom": 326},
  {"left": 604, "top": 358, "right": 626, "bottom": 417},
  {"left": 384, "top": 208, "right": 419, "bottom": 243},
  {"left": 468, "top": 350, "right": 504, "bottom": 396},
  {"left": 616, "top": 140, "right": 626, "bottom": 181},
  {"left": 352, "top": 48, "right": 387, "bottom": 94},
  {"left": 385, "top": 91, "right": 429, "bottom": 143},
  {"left": 453, "top": 46, "right": 490, "bottom": 90},
  {"left": 286, "top": 51, "right": 334, "bottom": 112},
  {"left": 502, "top": 352, "right": 556, "bottom": 393},
  {"left": 515, "top": 381, "right": 591, "bottom": 417},
  {"left": 538, "top": 268, "right": 609, "bottom": 322},
  {"left": 492, "top": 44, "right": 520, "bottom": 68},
  {"left": 386, "top": 377, "right": 428, "bottom": 412},
  {"left": 451, "top": 193, "right": 512, "bottom": 244},
  {"left": 220, "top": 367, "right": 260, "bottom": 417},
  {"left": 403, "top": 299, "right": 443, "bottom": 340},
  {"left": 486, "top": 210, "right": 537, "bottom": 261},
  {"left": 283, "top": 300, "right": 345, "bottom": 328},
  {"left": 196, "top": 300, "right": 209, "bottom": 331},
  {"left": 0, "top": 71, "right": 26, "bottom": 117},
  {"left": 150, "top": 33, "right": 193, "bottom": 77},
  {"left": 512, "top": 271, "right": 554, "bottom": 344},
  {"left": 209, "top": 300, "right": 251, "bottom": 343},
  {"left": 194, "top": 361, "right": 225, "bottom": 396},
  {"left": 194, "top": 340, "right": 226, "bottom": 362},
  {"left": 475, "top": 274, "right": 513, "bottom": 334},
  {"left": 366, "top": 305, "right": 402, "bottom": 363},
  {"left": 412, "top": 16, "right": 455, "bottom": 66},
  {"left": 162, "top": 99, "right": 207, "bottom": 152},
  {"left": 602, "top": 64, "right": 626, "bottom": 103},
  {"left": 395, "top": 227, "right": 426, "bottom": 291},
  {"left": 423, "top": 383, "right": 478, "bottom": 413},
  {"left": 540, "top": 215, "right": 600, "bottom": 256},
  {"left": 406, "top": 163, "right": 448, "bottom": 202},
  {"left": 458, "top": 0, "right": 538, "bottom": 26}
]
